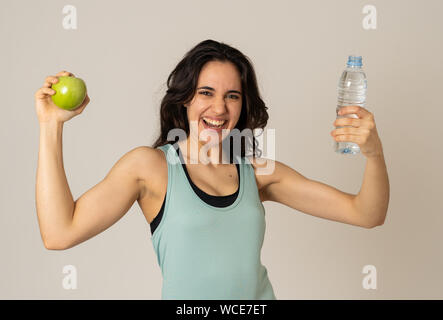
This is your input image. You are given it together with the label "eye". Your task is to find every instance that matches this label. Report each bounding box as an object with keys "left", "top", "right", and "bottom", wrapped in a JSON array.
[{"left": 199, "top": 91, "right": 240, "bottom": 100}]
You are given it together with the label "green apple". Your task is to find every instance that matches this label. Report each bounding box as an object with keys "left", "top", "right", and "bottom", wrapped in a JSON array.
[{"left": 51, "top": 76, "right": 87, "bottom": 110}]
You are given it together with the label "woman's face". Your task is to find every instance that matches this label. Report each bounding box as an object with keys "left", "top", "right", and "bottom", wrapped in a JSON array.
[{"left": 184, "top": 60, "right": 243, "bottom": 145}]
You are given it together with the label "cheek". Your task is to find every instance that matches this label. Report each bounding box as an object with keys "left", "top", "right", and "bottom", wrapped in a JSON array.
[
  {"left": 186, "top": 105, "right": 203, "bottom": 120},
  {"left": 231, "top": 105, "right": 243, "bottom": 122}
]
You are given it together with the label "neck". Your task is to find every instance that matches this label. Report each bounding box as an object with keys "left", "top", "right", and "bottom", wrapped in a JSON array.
[{"left": 178, "top": 136, "right": 230, "bottom": 167}]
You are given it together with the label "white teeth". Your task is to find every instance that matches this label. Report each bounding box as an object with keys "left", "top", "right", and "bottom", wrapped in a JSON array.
[{"left": 203, "top": 117, "right": 226, "bottom": 126}]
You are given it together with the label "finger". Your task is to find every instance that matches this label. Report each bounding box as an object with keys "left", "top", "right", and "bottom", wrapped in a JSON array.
[
  {"left": 35, "top": 87, "right": 56, "bottom": 99},
  {"left": 333, "top": 134, "right": 364, "bottom": 144},
  {"left": 74, "top": 94, "right": 90, "bottom": 113},
  {"left": 56, "top": 70, "right": 75, "bottom": 77},
  {"left": 334, "top": 134, "right": 357, "bottom": 142},
  {"left": 75, "top": 104, "right": 87, "bottom": 114},
  {"left": 338, "top": 105, "right": 373, "bottom": 119},
  {"left": 334, "top": 117, "right": 375, "bottom": 130},
  {"left": 44, "top": 76, "right": 59, "bottom": 88},
  {"left": 331, "top": 127, "right": 369, "bottom": 137},
  {"left": 333, "top": 117, "right": 361, "bottom": 128},
  {"left": 74, "top": 99, "right": 89, "bottom": 114}
]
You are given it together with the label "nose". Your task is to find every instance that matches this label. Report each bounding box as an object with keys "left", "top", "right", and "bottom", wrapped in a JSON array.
[{"left": 212, "top": 97, "right": 228, "bottom": 115}]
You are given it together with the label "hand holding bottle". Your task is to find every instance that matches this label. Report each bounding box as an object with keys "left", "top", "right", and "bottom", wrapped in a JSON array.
[{"left": 330, "top": 105, "right": 383, "bottom": 158}]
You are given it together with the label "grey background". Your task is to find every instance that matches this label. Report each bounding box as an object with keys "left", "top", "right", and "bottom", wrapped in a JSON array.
[{"left": 1, "top": 0, "right": 442, "bottom": 299}]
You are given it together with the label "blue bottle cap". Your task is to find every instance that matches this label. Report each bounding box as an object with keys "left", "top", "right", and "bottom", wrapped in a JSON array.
[{"left": 347, "top": 55, "right": 362, "bottom": 67}]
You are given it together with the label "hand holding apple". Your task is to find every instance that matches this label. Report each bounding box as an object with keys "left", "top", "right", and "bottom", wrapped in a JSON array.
[
  {"left": 34, "top": 70, "right": 90, "bottom": 124},
  {"left": 51, "top": 75, "right": 87, "bottom": 110}
]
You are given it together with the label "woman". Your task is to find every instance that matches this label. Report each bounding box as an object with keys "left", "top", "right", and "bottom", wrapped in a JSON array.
[{"left": 34, "top": 39, "right": 390, "bottom": 300}]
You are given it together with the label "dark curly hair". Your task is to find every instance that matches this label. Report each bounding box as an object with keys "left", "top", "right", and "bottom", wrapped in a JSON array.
[{"left": 151, "top": 39, "right": 269, "bottom": 159}]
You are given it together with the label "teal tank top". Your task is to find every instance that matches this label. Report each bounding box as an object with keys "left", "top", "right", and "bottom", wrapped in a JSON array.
[{"left": 151, "top": 143, "right": 276, "bottom": 300}]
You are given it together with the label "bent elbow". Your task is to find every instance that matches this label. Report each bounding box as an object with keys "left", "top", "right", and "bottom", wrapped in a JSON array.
[
  {"left": 43, "top": 237, "right": 71, "bottom": 251},
  {"left": 366, "top": 219, "right": 385, "bottom": 229},
  {"left": 374, "top": 214, "right": 387, "bottom": 228},
  {"left": 44, "top": 241, "right": 67, "bottom": 251}
]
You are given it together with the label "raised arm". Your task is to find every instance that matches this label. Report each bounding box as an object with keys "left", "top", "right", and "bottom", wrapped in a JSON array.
[
  {"left": 250, "top": 158, "right": 380, "bottom": 229},
  {"left": 34, "top": 71, "right": 154, "bottom": 250},
  {"left": 36, "top": 141, "right": 151, "bottom": 250},
  {"left": 63, "top": 147, "right": 153, "bottom": 249}
]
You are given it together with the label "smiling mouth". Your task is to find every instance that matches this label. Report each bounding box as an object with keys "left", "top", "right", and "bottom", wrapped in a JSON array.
[{"left": 201, "top": 118, "right": 228, "bottom": 129}]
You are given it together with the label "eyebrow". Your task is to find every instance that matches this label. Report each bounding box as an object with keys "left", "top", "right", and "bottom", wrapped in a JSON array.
[{"left": 197, "top": 86, "right": 242, "bottom": 95}]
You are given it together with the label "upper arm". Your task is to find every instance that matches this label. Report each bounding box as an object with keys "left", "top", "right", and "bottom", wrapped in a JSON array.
[
  {"left": 64, "top": 146, "right": 155, "bottom": 249},
  {"left": 249, "top": 157, "right": 372, "bottom": 229}
]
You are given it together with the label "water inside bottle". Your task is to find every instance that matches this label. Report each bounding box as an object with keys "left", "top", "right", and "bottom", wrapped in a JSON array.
[{"left": 335, "top": 56, "right": 367, "bottom": 155}]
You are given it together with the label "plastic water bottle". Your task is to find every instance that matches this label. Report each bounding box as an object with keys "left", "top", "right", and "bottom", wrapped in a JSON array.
[{"left": 335, "top": 55, "right": 367, "bottom": 155}]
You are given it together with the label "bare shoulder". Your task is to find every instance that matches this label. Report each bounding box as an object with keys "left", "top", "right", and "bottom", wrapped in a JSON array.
[
  {"left": 245, "top": 155, "right": 279, "bottom": 197},
  {"left": 246, "top": 156, "right": 302, "bottom": 178},
  {"left": 122, "top": 146, "right": 167, "bottom": 194},
  {"left": 246, "top": 156, "right": 305, "bottom": 201},
  {"left": 127, "top": 145, "right": 164, "bottom": 163},
  {"left": 128, "top": 144, "right": 166, "bottom": 173}
]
